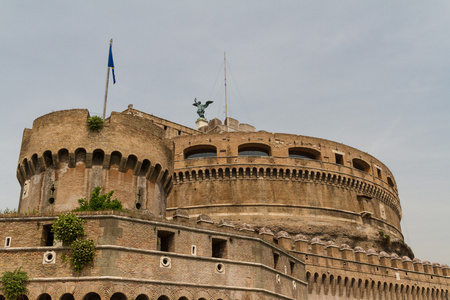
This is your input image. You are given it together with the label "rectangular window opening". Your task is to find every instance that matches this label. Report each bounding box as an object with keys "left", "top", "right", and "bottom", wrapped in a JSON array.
[
  {"left": 157, "top": 230, "right": 175, "bottom": 252},
  {"left": 290, "top": 261, "right": 295, "bottom": 275},
  {"left": 41, "top": 224, "right": 54, "bottom": 246},
  {"left": 377, "top": 168, "right": 382, "bottom": 179},
  {"left": 273, "top": 252, "right": 280, "bottom": 269},
  {"left": 335, "top": 153, "right": 344, "bottom": 165},
  {"left": 212, "top": 238, "right": 227, "bottom": 258},
  {"left": 5, "top": 237, "right": 11, "bottom": 247}
]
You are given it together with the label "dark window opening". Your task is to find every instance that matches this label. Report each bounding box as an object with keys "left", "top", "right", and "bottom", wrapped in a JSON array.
[
  {"left": 273, "top": 252, "right": 280, "bottom": 269},
  {"left": 238, "top": 143, "right": 270, "bottom": 157},
  {"left": 5, "top": 237, "right": 11, "bottom": 247},
  {"left": 335, "top": 153, "right": 344, "bottom": 165},
  {"left": 377, "top": 168, "right": 382, "bottom": 179},
  {"left": 92, "top": 150, "right": 104, "bottom": 166},
  {"left": 157, "top": 231, "right": 175, "bottom": 252},
  {"left": 184, "top": 145, "right": 217, "bottom": 159},
  {"left": 289, "top": 148, "right": 321, "bottom": 160},
  {"left": 212, "top": 238, "right": 227, "bottom": 258},
  {"left": 387, "top": 177, "right": 395, "bottom": 188},
  {"left": 353, "top": 158, "right": 371, "bottom": 173},
  {"left": 41, "top": 224, "right": 54, "bottom": 246},
  {"left": 290, "top": 261, "right": 295, "bottom": 275}
]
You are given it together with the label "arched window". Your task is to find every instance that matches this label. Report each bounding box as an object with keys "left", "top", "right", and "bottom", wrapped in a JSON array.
[
  {"left": 135, "top": 295, "right": 148, "bottom": 300},
  {"left": 110, "top": 151, "right": 122, "bottom": 168},
  {"left": 110, "top": 293, "right": 126, "bottom": 300},
  {"left": 125, "top": 155, "right": 137, "bottom": 173},
  {"left": 238, "top": 143, "right": 270, "bottom": 156},
  {"left": 289, "top": 147, "right": 321, "bottom": 160},
  {"left": 37, "top": 294, "right": 51, "bottom": 300},
  {"left": 92, "top": 149, "right": 104, "bottom": 166},
  {"left": 83, "top": 293, "right": 100, "bottom": 300},
  {"left": 157, "top": 296, "right": 169, "bottom": 300},
  {"left": 58, "top": 149, "right": 69, "bottom": 164},
  {"left": 352, "top": 158, "right": 371, "bottom": 173},
  {"left": 43, "top": 150, "right": 54, "bottom": 168},
  {"left": 184, "top": 145, "right": 217, "bottom": 159},
  {"left": 60, "top": 294, "right": 75, "bottom": 300},
  {"left": 75, "top": 148, "right": 87, "bottom": 163}
]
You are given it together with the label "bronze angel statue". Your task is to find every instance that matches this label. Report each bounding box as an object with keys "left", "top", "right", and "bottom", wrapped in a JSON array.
[{"left": 193, "top": 98, "right": 213, "bottom": 119}]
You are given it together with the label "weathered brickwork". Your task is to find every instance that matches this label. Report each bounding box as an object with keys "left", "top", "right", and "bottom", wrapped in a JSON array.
[
  {"left": 0, "top": 107, "right": 447, "bottom": 300},
  {"left": 0, "top": 213, "right": 307, "bottom": 300}
]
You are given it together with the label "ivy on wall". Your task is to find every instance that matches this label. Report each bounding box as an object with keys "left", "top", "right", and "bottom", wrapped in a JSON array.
[
  {"left": 52, "top": 213, "right": 95, "bottom": 272},
  {"left": 0, "top": 267, "right": 29, "bottom": 300}
]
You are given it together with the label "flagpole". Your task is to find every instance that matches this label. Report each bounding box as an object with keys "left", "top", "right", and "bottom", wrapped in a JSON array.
[{"left": 103, "top": 39, "right": 113, "bottom": 120}]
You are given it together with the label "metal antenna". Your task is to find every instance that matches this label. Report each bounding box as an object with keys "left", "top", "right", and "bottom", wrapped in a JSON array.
[{"left": 224, "top": 52, "right": 228, "bottom": 122}]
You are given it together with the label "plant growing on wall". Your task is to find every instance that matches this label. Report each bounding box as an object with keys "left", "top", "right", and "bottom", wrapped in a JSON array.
[
  {"left": 70, "top": 239, "right": 96, "bottom": 272},
  {"left": 74, "top": 187, "right": 124, "bottom": 212},
  {"left": 52, "top": 213, "right": 85, "bottom": 245},
  {"left": 0, "top": 267, "right": 29, "bottom": 300},
  {"left": 86, "top": 116, "right": 104, "bottom": 132},
  {"left": 52, "top": 213, "right": 95, "bottom": 272}
]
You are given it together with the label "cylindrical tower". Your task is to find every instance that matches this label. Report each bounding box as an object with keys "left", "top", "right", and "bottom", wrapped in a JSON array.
[
  {"left": 168, "top": 130, "right": 404, "bottom": 253},
  {"left": 17, "top": 109, "right": 173, "bottom": 216}
]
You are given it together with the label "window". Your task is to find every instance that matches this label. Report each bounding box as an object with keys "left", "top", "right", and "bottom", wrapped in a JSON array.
[
  {"left": 157, "top": 231, "right": 175, "bottom": 252},
  {"left": 290, "top": 261, "right": 295, "bottom": 275},
  {"left": 184, "top": 145, "right": 217, "bottom": 159},
  {"left": 238, "top": 143, "right": 270, "bottom": 157},
  {"left": 41, "top": 224, "right": 54, "bottom": 246},
  {"left": 335, "top": 153, "right": 344, "bottom": 165},
  {"left": 273, "top": 252, "right": 280, "bottom": 269},
  {"left": 387, "top": 177, "right": 395, "bottom": 188},
  {"left": 352, "top": 158, "right": 371, "bottom": 173},
  {"left": 212, "top": 238, "right": 227, "bottom": 258},
  {"left": 377, "top": 168, "right": 382, "bottom": 179},
  {"left": 289, "top": 147, "right": 321, "bottom": 160}
]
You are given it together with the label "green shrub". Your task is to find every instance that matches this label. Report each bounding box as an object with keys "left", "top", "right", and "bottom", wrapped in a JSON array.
[
  {"left": 52, "top": 213, "right": 85, "bottom": 245},
  {"left": 70, "top": 239, "right": 95, "bottom": 272},
  {"left": 0, "top": 267, "right": 29, "bottom": 300},
  {"left": 74, "top": 187, "right": 123, "bottom": 212},
  {"left": 86, "top": 116, "right": 104, "bottom": 132}
]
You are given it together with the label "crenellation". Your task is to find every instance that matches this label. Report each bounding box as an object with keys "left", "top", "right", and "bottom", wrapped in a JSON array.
[{"left": 3, "top": 107, "right": 449, "bottom": 300}]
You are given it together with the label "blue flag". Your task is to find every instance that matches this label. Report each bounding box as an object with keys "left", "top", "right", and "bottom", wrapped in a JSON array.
[{"left": 108, "top": 44, "right": 116, "bottom": 84}]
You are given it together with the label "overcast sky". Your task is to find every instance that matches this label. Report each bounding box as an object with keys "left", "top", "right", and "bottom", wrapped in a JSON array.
[{"left": 1, "top": 1, "right": 448, "bottom": 264}]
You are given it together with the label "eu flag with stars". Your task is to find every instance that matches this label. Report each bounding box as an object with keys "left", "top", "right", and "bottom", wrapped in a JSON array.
[{"left": 108, "top": 45, "right": 116, "bottom": 84}]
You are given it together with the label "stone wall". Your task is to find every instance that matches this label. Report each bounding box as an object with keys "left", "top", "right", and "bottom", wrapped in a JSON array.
[
  {"left": 0, "top": 212, "right": 307, "bottom": 300},
  {"left": 16, "top": 110, "right": 173, "bottom": 216},
  {"left": 168, "top": 131, "right": 402, "bottom": 252}
]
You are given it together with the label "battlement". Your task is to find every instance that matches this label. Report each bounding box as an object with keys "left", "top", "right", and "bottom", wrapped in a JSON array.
[{"left": 17, "top": 109, "right": 173, "bottom": 215}]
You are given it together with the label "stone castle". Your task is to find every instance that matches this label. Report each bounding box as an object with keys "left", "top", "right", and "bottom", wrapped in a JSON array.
[{"left": 1, "top": 105, "right": 448, "bottom": 300}]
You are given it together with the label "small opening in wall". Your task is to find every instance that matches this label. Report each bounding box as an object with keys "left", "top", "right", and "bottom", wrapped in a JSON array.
[
  {"left": 273, "top": 252, "right": 280, "bottom": 269},
  {"left": 5, "top": 237, "right": 11, "bottom": 247},
  {"left": 41, "top": 224, "right": 54, "bottom": 246},
  {"left": 377, "top": 168, "right": 382, "bottom": 179},
  {"left": 48, "top": 198, "right": 55, "bottom": 205},
  {"left": 335, "top": 153, "right": 344, "bottom": 165},
  {"left": 157, "top": 231, "right": 175, "bottom": 252},
  {"left": 135, "top": 203, "right": 141, "bottom": 209},
  {"left": 290, "top": 261, "right": 295, "bottom": 275},
  {"left": 191, "top": 245, "right": 197, "bottom": 255},
  {"left": 216, "top": 263, "right": 224, "bottom": 273},
  {"left": 305, "top": 255, "right": 308, "bottom": 260},
  {"left": 212, "top": 238, "right": 227, "bottom": 258}
]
